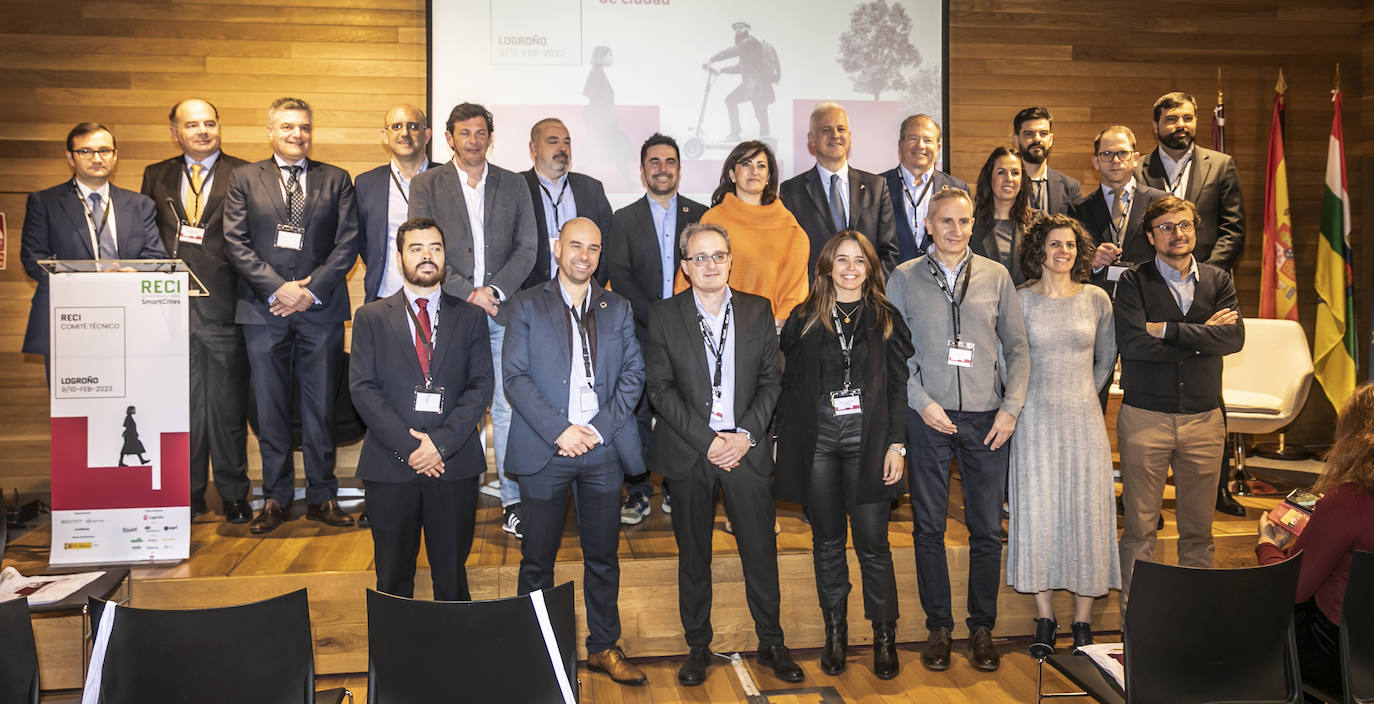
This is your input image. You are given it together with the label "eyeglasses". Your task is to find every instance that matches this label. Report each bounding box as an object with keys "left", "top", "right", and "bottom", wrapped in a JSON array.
[
  {"left": 70, "top": 148, "right": 116, "bottom": 159},
  {"left": 387, "top": 122, "right": 425, "bottom": 132},
  {"left": 1095, "top": 150, "right": 1135, "bottom": 162},
  {"left": 687, "top": 252, "right": 730, "bottom": 266},
  {"left": 1152, "top": 220, "right": 1196, "bottom": 235}
]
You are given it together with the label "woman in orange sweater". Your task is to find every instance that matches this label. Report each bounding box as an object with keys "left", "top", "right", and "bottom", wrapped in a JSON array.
[{"left": 675, "top": 141, "right": 809, "bottom": 327}]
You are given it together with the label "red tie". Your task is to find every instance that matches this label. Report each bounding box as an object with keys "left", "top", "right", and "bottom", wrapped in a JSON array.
[{"left": 414, "top": 298, "right": 431, "bottom": 377}]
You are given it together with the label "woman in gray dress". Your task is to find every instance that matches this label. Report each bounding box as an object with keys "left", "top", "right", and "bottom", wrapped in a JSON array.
[{"left": 1006, "top": 214, "right": 1119, "bottom": 657}]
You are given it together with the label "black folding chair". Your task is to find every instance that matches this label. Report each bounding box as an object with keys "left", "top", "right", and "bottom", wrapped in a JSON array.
[
  {"left": 0, "top": 596, "right": 40, "bottom": 704},
  {"left": 1342, "top": 550, "right": 1374, "bottom": 704}
]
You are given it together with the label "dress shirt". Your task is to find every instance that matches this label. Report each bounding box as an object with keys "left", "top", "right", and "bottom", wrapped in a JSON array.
[
  {"left": 537, "top": 172, "right": 577, "bottom": 279},
  {"left": 180, "top": 151, "right": 220, "bottom": 226},
  {"left": 648, "top": 195, "right": 678, "bottom": 300},
  {"left": 1158, "top": 146, "right": 1194, "bottom": 198},
  {"left": 817, "top": 162, "right": 850, "bottom": 224},
  {"left": 932, "top": 248, "right": 973, "bottom": 291},
  {"left": 1156, "top": 253, "right": 1199, "bottom": 337},
  {"left": 694, "top": 287, "right": 736, "bottom": 431},
  {"left": 1100, "top": 177, "right": 1138, "bottom": 242},
  {"left": 73, "top": 179, "right": 117, "bottom": 256},
  {"left": 378, "top": 160, "right": 429, "bottom": 299},
  {"left": 401, "top": 285, "right": 441, "bottom": 346},
  {"left": 900, "top": 164, "right": 933, "bottom": 246},
  {"left": 558, "top": 283, "right": 603, "bottom": 442},
  {"left": 272, "top": 154, "right": 307, "bottom": 202}
]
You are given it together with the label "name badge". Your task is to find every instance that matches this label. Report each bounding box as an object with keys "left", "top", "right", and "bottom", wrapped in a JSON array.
[
  {"left": 414, "top": 385, "right": 444, "bottom": 413},
  {"left": 580, "top": 388, "right": 599, "bottom": 414},
  {"left": 275, "top": 225, "right": 304, "bottom": 250},
  {"left": 1107, "top": 264, "right": 1129, "bottom": 282},
  {"left": 947, "top": 340, "right": 975, "bottom": 368},
  {"left": 830, "top": 388, "right": 862, "bottom": 416},
  {"left": 178, "top": 224, "right": 206, "bottom": 245},
  {"left": 709, "top": 387, "right": 726, "bottom": 425}
]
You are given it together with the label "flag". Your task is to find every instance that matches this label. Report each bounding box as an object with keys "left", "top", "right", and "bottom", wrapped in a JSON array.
[
  {"left": 1314, "top": 87, "right": 1356, "bottom": 410},
  {"left": 1260, "top": 71, "right": 1297, "bottom": 320}
]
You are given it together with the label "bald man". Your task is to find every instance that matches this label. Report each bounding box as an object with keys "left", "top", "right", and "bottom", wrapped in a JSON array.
[
  {"left": 519, "top": 118, "right": 613, "bottom": 289},
  {"left": 357, "top": 104, "right": 440, "bottom": 302}
]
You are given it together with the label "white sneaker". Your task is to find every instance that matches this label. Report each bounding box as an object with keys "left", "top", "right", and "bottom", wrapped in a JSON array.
[
  {"left": 502, "top": 504, "right": 524, "bottom": 539},
  {"left": 620, "top": 494, "right": 650, "bottom": 525}
]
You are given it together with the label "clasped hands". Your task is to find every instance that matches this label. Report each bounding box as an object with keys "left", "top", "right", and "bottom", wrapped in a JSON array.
[
  {"left": 270, "top": 275, "right": 314, "bottom": 317},
  {"left": 707, "top": 431, "right": 750, "bottom": 471},
  {"left": 409, "top": 428, "right": 444, "bottom": 477},
  {"left": 1145, "top": 307, "right": 1238, "bottom": 339},
  {"left": 556, "top": 424, "right": 601, "bottom": 457}
]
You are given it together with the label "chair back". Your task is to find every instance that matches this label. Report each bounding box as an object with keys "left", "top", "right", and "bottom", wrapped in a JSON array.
[
  {"left": 365, "top": 582, "right": 577, "bottom": 704},
  {"left": 87, "top": 589, "right": 315, "bottom": 704},
  {"left": 1344, "top": 550, "right": 1374, "bottom": 703},
  {"left": 0, "top": 597, "right": 39, "bottom": 704},
  {"left": 1123, "top": 557, "right": 1303, "bottom": 704},
  {"left": 1221, "top": 318, "right": 1313, "bottom": 423}
]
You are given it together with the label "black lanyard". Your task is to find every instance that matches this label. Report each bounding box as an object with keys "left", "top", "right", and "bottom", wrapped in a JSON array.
[
  {"left": 927, "top": 255, "right": 973, "bottom": 341},
  {"left": 903, "top": 172, "right": 936, "bottom": 234},
  {"left": 698, "top": 300, "right": 732, "bottom": 390},
  {"left": 182, "top": 159, "right": 219, "bottom": 226},
  {"left": 1108, "top": 189, "right": 1130, "bottom": 245},
  {"left": 538, "top": 178, "right": 570, "bottom": 233},
  {"left": 831, "top": 303, "right": 860, "bottom": 391},
  {"left": 389, "top": 166, "right": 411, "bottom": 205},
  {"left": 73, "top": 185, "right": 113, "bottom": 248},
  {"left": 567, "top": 299, "right": 594, "bottom": 389},
  {"left": 1163, "top": 158, "right": 1190, "bottom": 197},
  {"left": 403, "top": 296, "right": 437, "bottom": 387}
]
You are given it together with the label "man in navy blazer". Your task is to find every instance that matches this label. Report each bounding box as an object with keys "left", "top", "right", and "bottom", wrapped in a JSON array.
[
  {"left": 503, "top": 217, "right": 648, "bottom": 684},
  {"left": 1012, "top": 107, "right": 1081, "bottom": 216},
  {"left": 356, "top": 104, "right": 439, "bottom": 303},
  {"left": 21, "top": 122, "right": 166, "bottom": 374},
  {"left": 1073, "top": 125, "right": 1168, "bottom": 296},
  {"left": 223, "top": 97, "right": 361, "bottom": 534},
  {"left": 520, "top": 118, "right": 614, "bottom": 289},
  {"left": 350, "top": 218, "right": 492, "bottom": 600},
  {"left": 881, "top": 114, "right": 968, "bottom": 263}
]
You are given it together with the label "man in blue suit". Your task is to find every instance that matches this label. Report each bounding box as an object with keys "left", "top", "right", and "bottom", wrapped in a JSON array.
[
  {"left": 356, "top": 104, "right": 439, "bottom": 303},
  {"left": 880, "top": 114, "right": 968, "bottom": 264},
  {"left": 21, "top": 122, "right": 167, "bottom": 375},
  {"left": 503, "top": 217, "right": 648, "bottom": 685}
]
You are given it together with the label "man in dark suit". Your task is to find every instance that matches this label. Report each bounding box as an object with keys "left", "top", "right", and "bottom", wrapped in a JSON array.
[
  {"left": 1114, "top": 195, "right": 1244, "bottom": 609},
  {"left": 520, "top": 118, "right": 614, "bottom": 289},
  {"left": 21, "top": 122, "right": 166, "bottom": 376},
  {"left": 1073, "top": 125, "right": 1168, "bottom": 296},
  {"left": 645, "top": 222, "right": 804, "bottom": 687},
  {"left": 356, "top": 104, "right": 438, "bottom": 303},
  {"left": 409, "top": 102, "right": 537, "bottom": 538},
  {"left": 603, "top": 133, "right": 707, "bottom": 523},
  {"left": 1135, "top": 91, "right": 1245, "bottom": 272},
  {"left": 881, "top": 114, "right": 968, "bottom": 263},
  {"left": 140, "top": 99, "right": 252, "bottom": 522},
  {"left": 504, "top": 217, "right": 648, "bottom": 685},
  {"left": 349, "top": 218, "right": 493, "bottom": 600},
  {"left": 223, "top": 97, "right": 360, "bottom": 534},
  {"left": 779, "top": 102, "right": 899, "bottom": 274},
  {"left": 1012, "top": 107, "right": 1081, "bottom": 216}
]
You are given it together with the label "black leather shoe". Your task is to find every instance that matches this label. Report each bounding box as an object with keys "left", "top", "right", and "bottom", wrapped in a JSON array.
[
  {"left": 920, "top": 627, "right": 951, "bottom": 671},
  {"left": 250, "top": 499, "right": 285, "bottom": 534},
  {"left": 356, "top": 501, "right": 370, "bottom": 529},
  {"left": 306, "top": 499, "right": 355, "bottom": 527},
  {"left": 190, "top": 496, "right": 208, "bottom": 518},
  {"left": 1071, "top": 622, "right": 1094, "bottom": 650},
  {"left": 223, "top": 499, "right": 252, "bottom": 524},
  {"left": 873, "top": 620, "right": 899, "bottom": 680},
  {"left": 1216, "top": 479, "right": 1247, "bottom": 517},
  {"left": 757, "top": 644, "right": 804, "bottom": 683},
  {"left": 968, "top": 627, "right": 1001, "bottom": 672},
  {"left": 677, "top": 646, "right": 711, "bottom": 686},
  {"left": 820, "top": 608, "right": 847, "bottom": 675},
  {"left": 1029, "top": 618, "right": 1056, "bottom": 659}
]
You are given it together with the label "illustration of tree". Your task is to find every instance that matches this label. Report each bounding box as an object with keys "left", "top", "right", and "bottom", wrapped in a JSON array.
[{"left": 837, "top": 0, "right": 921, "bottom": 100}]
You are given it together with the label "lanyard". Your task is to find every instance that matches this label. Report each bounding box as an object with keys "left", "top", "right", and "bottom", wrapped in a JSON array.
[
  {"left": 73, "top": 185, "right": 112, "bottom": 255},
  {"left": 538, "top": 178, "right": 570, "bottom": 232},
  {"left": 1108, "top": 189, "right": 1130, "bottom": 244},
  {"left": 567, "top": 300, "right": 594, "bottom": 389},
  {"left": 903, "top": 172, "right": 936, "bottom": 233},
  {"left": 1163, "top": 158, "right": 1191, "bottom": 197},
  {"left": 698, "top": 300, "right": 732, "bottom": 390},
  {"left": 275, "top": 163, "right": 304, "bottom": 202},
  {"left": 389, "top": 167, "right": 411, "bottom": 205},
  {"left": 831, "top": 303, "right": 860, "bottom": 391},
  {"left": 182, "top": 160, "right": 218, "bottom": 226},
  {"left": 927, "top": 255, "right": 973, "bottom": 341},
  {"left": 403, "top": 297, "right": 437, "bottom": 387}
]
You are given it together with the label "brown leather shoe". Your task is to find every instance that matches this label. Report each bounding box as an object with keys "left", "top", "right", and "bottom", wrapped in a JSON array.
[
  {"left": 306, "top": 499, "right": 355, "bottom": 527},
  {"left": 587, "top": 646, "right": 647, "bottom": 685},
  {"left": 920, "top": 627, "right": 951, "bottom": 671},
  {"left": 250, "top": 499, "right": 285, "bottom": 534},
  {"left": 968, "top": 626, "right": 1001, "bottom": 672}
]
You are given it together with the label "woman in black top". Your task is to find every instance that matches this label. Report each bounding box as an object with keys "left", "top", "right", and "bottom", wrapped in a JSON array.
[{"left": 775, "top": 230, "right": 913, "bottom": 680}]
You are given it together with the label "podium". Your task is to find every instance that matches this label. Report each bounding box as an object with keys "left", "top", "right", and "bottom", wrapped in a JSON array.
[{"left": 39, "top": 259, "right": 200, "bottom": 566}]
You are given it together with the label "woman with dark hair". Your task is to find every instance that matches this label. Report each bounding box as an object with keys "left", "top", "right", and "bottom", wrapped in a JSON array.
[
  {"left": 1258, "top": 383, "right": 1374, "bottom": 696},
  {"left": 971, "top": 146, "right": 1035, "bottom": 285},
  {"left": 1005, "top": 214, "right": 1119, "bottom": 657},
  {"left": 774, "top": 230, "right": 913, "bottom": 679},
  {"left": 675, "top": 140, "right": 809, "bottom": 327}
]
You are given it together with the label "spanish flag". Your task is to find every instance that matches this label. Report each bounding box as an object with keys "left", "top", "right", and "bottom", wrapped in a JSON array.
[
  {"left": 1260, "top": 71, "right": 1297, "bottom": 320},
  {"left": 1314, "top": 86, "right": 1356, "bottom": 410}
]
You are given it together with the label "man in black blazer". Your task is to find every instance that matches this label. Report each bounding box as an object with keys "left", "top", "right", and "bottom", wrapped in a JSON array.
[
  {"left": 1135, "top": 91, "right": 1245, "bottom": 272},
  {"left": 223, "top": 97, "right": 361, "bottom": 534},
  {"left": 880, "top": 114, "right": 968, "bottom": 263},
  {"left": 1012, "top": 107, "right": 1081, "bottom": 216},
  {"left": 21, "top": 122, "right": 166, "bottom": 375},
  {"left": 780, "top": 102, "right": 899, "bottom": 274},
  {"left": 140, "top": 99, "right": 251, "bottom": 522},
  {"left": 520, "top": 118, "right": 614, "bottom": 289},
  {"left": 1073, "top": 125, "right": 1168, "bottom": 296},
  {"left": 349, "top": 218, "right": 492, "bottom": 600},
  {"left": 356, "top": 104, "right": 438, "bottom": 303},
  {"left": 645, "top": 222, "right": 804, "bottom": 687},
  {"left": 603, "top": 133, "right": 707, "bottom": 522}
]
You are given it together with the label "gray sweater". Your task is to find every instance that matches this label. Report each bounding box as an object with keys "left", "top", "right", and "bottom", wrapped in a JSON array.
[{"left": 886, "top": 252, "right": 1030, "bottom": 418}]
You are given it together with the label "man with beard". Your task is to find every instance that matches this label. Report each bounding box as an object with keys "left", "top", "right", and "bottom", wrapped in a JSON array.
[
  {"left": 881, "top": 114, "right": 968, "bottom": 263},
  {"left": 1011, "top": 107, "right": 1080, "bottom": 216},
  {"left": 520, "top": 118, "right": 614, "bottom": 289},
  {"left": 705, "top": 20, "right": 777, "bottom": 141},
  {"left": 349, "top": 218, "right": 493, "bottom": 600}
]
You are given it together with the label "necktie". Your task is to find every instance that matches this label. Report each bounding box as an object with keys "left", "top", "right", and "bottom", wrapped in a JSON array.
[
  {"left": 186, "top": 163, "right": 204, "bottom": 225},
  {"left": 1109, "top": 187, "right": 1127, "bottom": 244},
  {"left": 1032, "top": 179, "right": 1047, "bottom": 211},
  {"left": 828, "top": 173, "right": 846, "bottom": 231},
  {"left": 284, "top": 165, "right": 303, "bottom": 228},
  {"left": 414, "top": 298, "right": 432, "bottom": 378},
  {"left": 89, "top": 193, "right": 118, "bottom": 259}
]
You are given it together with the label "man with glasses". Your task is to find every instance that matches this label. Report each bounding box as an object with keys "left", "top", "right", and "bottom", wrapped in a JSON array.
[
  {"left": 1113, "top": 195, "right": 1244, "bottom": 610},
  {"left": 21, "top": 122, "right": 166, "bottom": 378},
  {"left": 357, "top": 105, "right": 439, "bottom": 304},
  {"left": 1073, "top": 125, "right": 1167, "bottom": 297},
  {"left": 520, "top": 118, "right": 613, "bottom": 289},
  {"left": 881, "top": 114, "right": 967, "bottom": 264},
  {"left": 644, "top": 222, "right": 804, "bottom": 686},
  {"left": 1011, "top": 107, "right": 1080, "bottom": 216}
]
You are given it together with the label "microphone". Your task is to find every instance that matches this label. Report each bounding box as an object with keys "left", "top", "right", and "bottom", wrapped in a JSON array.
[{"left": 164, "top": 197, "right": 181, "bottom": 260}]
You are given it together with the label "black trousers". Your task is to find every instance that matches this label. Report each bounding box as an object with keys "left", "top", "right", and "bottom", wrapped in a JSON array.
[
  {"left": 1296, "top": 600, "right": 1343, "bottom": 698},
  {"left": 188, "top": 307, "right": 250, "bottom": 503},
  {"left": 364, "top": 475, "right": 478, "bottom": 601},
  {"left": 809, "top": 405, "right": 897, "bottom": 622},
  {"left": 671, "top": 455, "right": 783, "bottom": 648}
]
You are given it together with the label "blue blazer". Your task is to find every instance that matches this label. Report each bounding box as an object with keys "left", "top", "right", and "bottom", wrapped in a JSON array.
[
  {"left": 356, "top": 161, "right": 438, "bottom": 302},
  {"left": 502, "top": 280, "right": 645, "bottom": 477},
  {"left": 879, "top": 167, "right": 968, "bottom": 264},
  {"left": 19, "top": 179, "right": 167, "bottom": 354}
]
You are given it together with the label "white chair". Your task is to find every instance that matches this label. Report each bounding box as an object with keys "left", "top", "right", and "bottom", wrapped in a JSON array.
[{"left": 1221, "top": 319, "right": 1313, "bottom": 493}]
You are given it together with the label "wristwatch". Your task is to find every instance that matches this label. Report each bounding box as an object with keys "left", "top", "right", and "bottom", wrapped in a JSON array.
[
  {"left": 888, "top": 443, "right": 906, "bottom": 457},
  {"left": 736, "top": 428, "right": 757, "bottom": 447}
]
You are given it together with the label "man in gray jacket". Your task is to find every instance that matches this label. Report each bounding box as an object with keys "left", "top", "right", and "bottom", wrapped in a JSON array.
[{"left": 886, "top": 187, "right": 1030, "bottom": 675}]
